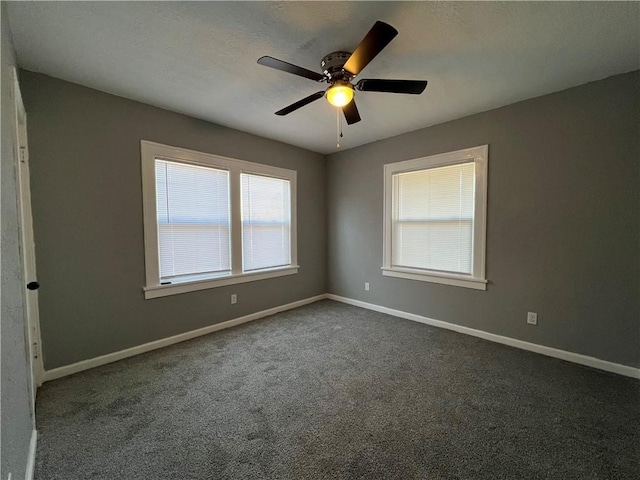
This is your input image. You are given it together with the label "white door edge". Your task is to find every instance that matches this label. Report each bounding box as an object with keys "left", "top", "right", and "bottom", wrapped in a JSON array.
[{"left": 12, "top": 67, "right": 44, "bottom": 412}]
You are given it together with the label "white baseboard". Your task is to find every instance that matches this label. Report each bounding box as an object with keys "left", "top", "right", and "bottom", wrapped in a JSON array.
[
  {"left": 41, "top": 293, "right": 639, "bottom": 382},
  {"left": 327, "top": 294, "right": 640, "bottom": 380},
  {"left": 25, "top": 429, "right": 37, "bottom": 480},
  {"left": 42, "top": 294, "right": 327, "bottom": 382}
]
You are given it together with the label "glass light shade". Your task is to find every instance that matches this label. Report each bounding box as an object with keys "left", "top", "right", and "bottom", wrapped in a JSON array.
[{"left": 326, "top": 84, "right": 354, "bottom": 107}]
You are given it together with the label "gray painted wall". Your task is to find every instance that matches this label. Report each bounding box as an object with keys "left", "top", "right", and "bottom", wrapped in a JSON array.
[
  {"left": 1, "top": 4, "right": 34, "bottom": 478},
  {"left": 15, "top": 67, "right": 640, "bottom": 374},
  {"left": 327, "top": 71, "right": 640, "bottom": 368},
  {"left": 20, "top": 71, "right": 327, "bottom": 370}
]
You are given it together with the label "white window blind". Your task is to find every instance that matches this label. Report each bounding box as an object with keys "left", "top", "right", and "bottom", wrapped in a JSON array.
[
  {"left": 241, "top": 173, "right": 291, "bottom": 272},
  {"left": 392, "top": 162, "right": 475, "bottom": 274},
  {"left": 155, "top": 159, "right": 230, "bottom": 282}
]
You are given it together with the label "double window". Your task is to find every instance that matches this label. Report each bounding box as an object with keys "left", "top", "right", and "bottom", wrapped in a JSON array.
[
  {"left": 141, "top": 141, "right": 297, "bottom": 299},
  {"left": 383, "top": 145, "right": 488, "bottom": 290}
]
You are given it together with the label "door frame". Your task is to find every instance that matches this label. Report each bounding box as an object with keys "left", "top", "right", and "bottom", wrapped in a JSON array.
[{"left": 12, "top": 67, "right": 44, "bottom": 407}]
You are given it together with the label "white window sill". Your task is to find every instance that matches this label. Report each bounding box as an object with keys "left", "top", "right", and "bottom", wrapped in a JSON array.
[
  {"left": 382, "top": 267, "right": 487, "bottom": 291},
  {"left": 144, "top": 266, "right": 299, "bottom": 299}
]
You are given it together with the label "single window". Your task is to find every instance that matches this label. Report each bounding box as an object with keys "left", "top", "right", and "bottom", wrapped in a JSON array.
[
  {"left": 241, "top": 173, "right": 291, "bottom": 272},
  {"left": 383, "top": 145, "right": 488, "bottom": 290},
  {"left": 156, "top": 160, "right": 231, "bottom": 283},
  {"left": 141, "top": 141, "right": 298, "bottom": 299}
]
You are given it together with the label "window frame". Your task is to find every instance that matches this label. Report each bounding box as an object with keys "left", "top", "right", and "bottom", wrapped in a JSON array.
[
  {"left": 382, "top": 145, "right": 488, "bottom": 291},
  {"left": 141, "top": 141, "right": 298, "bottom": 299}
]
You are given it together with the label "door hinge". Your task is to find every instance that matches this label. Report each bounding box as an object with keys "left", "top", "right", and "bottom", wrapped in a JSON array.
[
  {"left": 19, "top": 147, "right": 26, "bottom": 163},
  {"left": 33, "top": 341, "right": 39, "bottom": 359}
]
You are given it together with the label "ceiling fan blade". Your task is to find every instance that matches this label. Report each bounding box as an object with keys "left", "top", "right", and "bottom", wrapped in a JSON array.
[
  {"left": 356, "top": 79, "right": 428, "bottom": 94},
  {"left": 343, "top": 21, "right": 398, "bottom": 76},
  {"left": 342, "top": 100, "right": 361, "bottom": 125},
  {"left": 275, "top": 91, "right": 325, "bottom": 116},
  {"left": 258, "top": 56, "right": 325, "bottom": 82}
]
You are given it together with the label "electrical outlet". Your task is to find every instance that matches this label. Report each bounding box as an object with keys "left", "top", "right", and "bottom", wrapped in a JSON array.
[
  {"left": 231, "top": 294, "right": 237, "bottom": 304},
  {"left": 527, "top": 312, "right": 538, "bottom": 325},
  {"left": 365, "top": 282, "right": 370, "bottom": 291}
]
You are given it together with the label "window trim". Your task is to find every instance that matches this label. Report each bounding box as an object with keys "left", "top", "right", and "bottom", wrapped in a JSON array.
[
  {"left": 141, "top": 140, "right": 298, "bottom": 299},
  {"left": 382, "top": 145, "right": 488, "bottom": 290}
]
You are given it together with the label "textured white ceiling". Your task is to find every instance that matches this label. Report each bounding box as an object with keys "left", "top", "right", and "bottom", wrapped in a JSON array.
[{"left": 7, "top": 1, "right": 640, "bottom": 154}]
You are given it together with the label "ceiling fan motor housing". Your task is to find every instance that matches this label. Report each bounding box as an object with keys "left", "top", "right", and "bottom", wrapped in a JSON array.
[{"left": 321, "top": 51, "right": 353, "bottom": 81}]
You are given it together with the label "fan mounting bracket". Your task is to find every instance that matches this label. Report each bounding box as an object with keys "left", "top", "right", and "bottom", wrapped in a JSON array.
[{"left": 321, "top": 51, "right": 354, "bottom": 81}]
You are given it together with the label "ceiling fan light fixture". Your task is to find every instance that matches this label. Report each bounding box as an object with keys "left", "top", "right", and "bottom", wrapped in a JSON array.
[
  {"left": 258, "top": 21, "right": 426, "bottom": 129},
  {"left": 326, "top": 83, "right": 354, "bottom": 107}
]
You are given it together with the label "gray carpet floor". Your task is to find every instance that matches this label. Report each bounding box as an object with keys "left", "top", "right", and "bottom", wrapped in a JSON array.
[{"left": 35, "top": 300, "right": 639, "bottom": 479}]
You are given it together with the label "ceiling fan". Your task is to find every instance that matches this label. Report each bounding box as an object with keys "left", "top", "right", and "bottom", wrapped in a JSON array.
[{"left": 257, "top": 21, "right": 428, "bottom": 125}]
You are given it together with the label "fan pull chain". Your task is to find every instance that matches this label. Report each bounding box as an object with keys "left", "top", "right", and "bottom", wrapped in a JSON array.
[
  {"left": 336, "top": 108, "right": 340, "bottom": 148},
  {"left": 336, "top": 107, "right": 344, "bottom": 148}
]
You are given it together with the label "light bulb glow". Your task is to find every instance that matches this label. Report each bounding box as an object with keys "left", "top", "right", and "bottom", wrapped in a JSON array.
[{"left": 326, "top": 84, "right": 354, "bottom": 107}]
